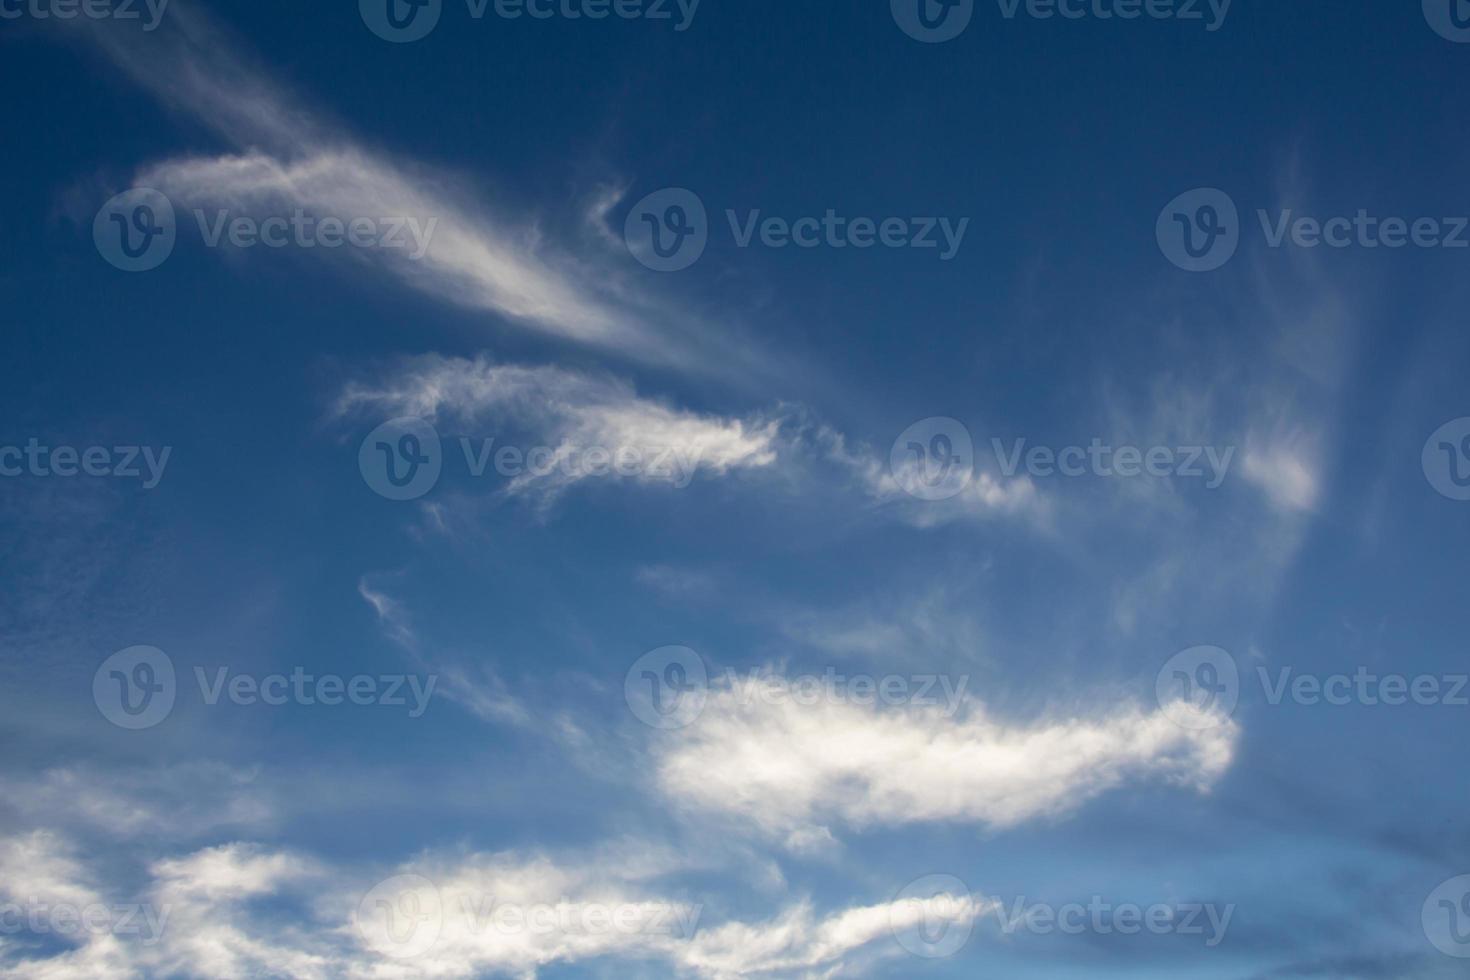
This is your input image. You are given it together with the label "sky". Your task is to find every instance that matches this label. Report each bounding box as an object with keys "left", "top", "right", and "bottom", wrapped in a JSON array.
[{"left": 2, "top": 0, "right": 1470, "bottom": 977}]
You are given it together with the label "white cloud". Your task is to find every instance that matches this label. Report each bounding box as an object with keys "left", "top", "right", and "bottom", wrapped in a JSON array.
[
  {"left": 1241, "top": 430, "right": 1321, "bottom": 513},
  {"left": 654, "top": 677, "right": 1236, "bottom": 845},
  {"left": 339, "top": 354, "right": 781, "bottom": 501},
  {"left": 0, "top": 829, "right": 979, "bottom": 980},
  {"left": 72, "top": 9, "right": 751, "bottom": 374},
  {"left": 0, "top": 764, "right": 274, "bottom": 841},
  {"left": 676, "top": 893, "right": 989, "bottom": 979},
  {"left": 822, "top": 427, "right": 1047, "bottom": 529}
]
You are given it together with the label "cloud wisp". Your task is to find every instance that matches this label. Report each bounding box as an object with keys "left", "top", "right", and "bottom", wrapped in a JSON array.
[{"left": 69, "top": 8, "right": 761, "bottom": 375}]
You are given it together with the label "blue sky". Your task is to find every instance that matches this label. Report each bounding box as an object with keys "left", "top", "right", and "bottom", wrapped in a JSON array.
[{"left": 3, "top": 0, "right": 1470, "bottom": 977}]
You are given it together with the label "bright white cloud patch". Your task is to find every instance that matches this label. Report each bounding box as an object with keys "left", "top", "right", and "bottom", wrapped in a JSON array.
[
  {"left": 339, "top": 354, "right": 781, "bottom": 499},
  {"left": 1241, "top": 430, "right": 1322, "bottom": 513},
  {"left": 0, "top": 829, "right": 977, "bottom": 980},
  {"left": 653, "top": 677, "right": 1237, "bottom": 845}
]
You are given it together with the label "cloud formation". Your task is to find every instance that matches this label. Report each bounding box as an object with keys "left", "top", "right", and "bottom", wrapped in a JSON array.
[
  {"left": 339, "top": 354, "right": 782, "bottom": 501},
  {"left": 71, "top": 7, "right": 754, "bottom": 374},
  {"left": 654, "top": 677, "right": 1237, "bottom": 846},
  {"left": 0, "top": 828, "right": 981, "bottom": 980}
]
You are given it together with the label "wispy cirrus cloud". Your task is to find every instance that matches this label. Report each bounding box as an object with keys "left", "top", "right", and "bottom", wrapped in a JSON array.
[
  {"left": 68, "top": 8, "right": 763, "bottom": 376},
  {"left": 338, "top": 353, "right": 783, "bottom": 501}
]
